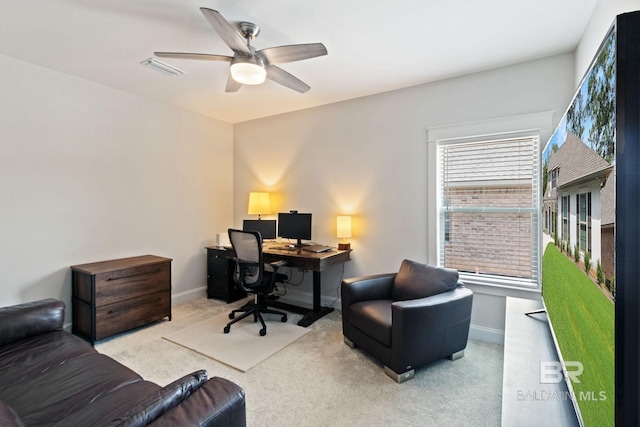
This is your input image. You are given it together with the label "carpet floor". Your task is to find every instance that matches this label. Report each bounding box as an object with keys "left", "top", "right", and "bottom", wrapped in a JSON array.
[{"left": 96, "top": 297, "right": 504, "bottom": 426}]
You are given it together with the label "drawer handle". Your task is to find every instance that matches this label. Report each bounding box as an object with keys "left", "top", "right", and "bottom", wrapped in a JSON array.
[{"left": 106, "top": 269, "right": 161, "bottom": 281}]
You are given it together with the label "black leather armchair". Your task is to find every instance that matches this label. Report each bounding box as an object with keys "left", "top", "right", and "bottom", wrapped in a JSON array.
[{"left": 341, "top": 259, "right": 473, "bottom": 382}]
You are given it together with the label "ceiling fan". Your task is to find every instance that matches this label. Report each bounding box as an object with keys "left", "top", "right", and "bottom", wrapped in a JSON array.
[{"left": 154, "top": 8, "right": 327, "bottom": 93}]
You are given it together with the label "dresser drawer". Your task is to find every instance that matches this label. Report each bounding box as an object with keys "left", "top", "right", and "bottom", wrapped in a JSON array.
[
  {"left": 94, "top": 291, "right": 170, "bottom": 340},
  {"left": 94, "top": 263, "right": 170, "bottom": 306}
]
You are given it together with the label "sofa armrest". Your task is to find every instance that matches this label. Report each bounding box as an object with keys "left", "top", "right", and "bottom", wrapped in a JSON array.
[
  {"left": 148, "top": 377, "right": 246, "bottom": 427},
  {"left": 0, "top": 299, "right": 65, "bottom": 346}
]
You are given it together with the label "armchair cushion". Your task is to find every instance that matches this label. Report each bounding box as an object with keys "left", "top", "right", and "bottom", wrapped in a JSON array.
[
  {"left": 349, "top": 300, "right": 392, "bottom": 347},
  {"left": 392, "top": 259, "right": 459, "bottom": 301}
]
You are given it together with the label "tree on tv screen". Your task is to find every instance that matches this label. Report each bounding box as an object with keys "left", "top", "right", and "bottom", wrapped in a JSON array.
[{"left": 566, "top": 32, "right": 616, "bottom": 164}]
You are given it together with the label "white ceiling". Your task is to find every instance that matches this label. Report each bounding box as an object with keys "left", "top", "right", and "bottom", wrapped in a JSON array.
[{"left": 0, "top": 0, "right": 598, "bottom": 123}]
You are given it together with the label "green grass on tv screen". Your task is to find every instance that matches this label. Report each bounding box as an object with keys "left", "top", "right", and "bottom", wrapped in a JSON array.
[{"left": 542, "top": 243, "right": 614, "bottom": 426}]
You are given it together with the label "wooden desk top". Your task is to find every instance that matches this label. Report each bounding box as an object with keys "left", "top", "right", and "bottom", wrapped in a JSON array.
[{"left": 206, "top": 244, "right": 351, "bottom": 272}]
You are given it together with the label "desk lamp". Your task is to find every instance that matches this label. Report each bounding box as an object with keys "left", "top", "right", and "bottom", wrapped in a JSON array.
[
  {"left": 337, "top": 215, "right": 352, "bottom": 250},
  {"left": 248, "top": 192, "right": 271, "bottom": 219}
]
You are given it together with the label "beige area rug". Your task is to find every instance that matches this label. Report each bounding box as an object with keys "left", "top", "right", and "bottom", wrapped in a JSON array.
[{"left": 162, "top": 312, "right": 310, "bottom": 372}]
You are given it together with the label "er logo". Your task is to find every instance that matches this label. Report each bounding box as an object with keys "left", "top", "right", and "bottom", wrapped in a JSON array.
[{"left": 540, "top": 361, "right": 584, "bottom": 384}]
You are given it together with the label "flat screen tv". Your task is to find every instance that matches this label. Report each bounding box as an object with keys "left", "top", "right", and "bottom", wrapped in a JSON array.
[
  {"left": 540, "top": 11, "right": 640, "bottom": 427},
  {"left": 277, "top": 212, "right": 312, "bottom": 246}
]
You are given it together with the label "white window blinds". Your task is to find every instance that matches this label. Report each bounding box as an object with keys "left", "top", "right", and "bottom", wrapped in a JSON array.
[{"left": 438, "top": 135, "right": 540, "bottom": 286}]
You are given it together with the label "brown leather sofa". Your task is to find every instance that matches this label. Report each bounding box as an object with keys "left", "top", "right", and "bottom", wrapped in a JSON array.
[
  {"left": 341, "top": 259, "right": 473, "bottom": 383},
  {"left": 0, "top": 298, "right": 246, "bottom": 427}
]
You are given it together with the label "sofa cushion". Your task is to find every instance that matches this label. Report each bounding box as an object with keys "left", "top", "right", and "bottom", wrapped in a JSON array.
[
  {"left": 52, "top": 381, "right": 162, "bottom": 427},
  {"left": 392, "top": 259, "right": 458, "bottom": 301},
  {"left": 0, "top": 331, "right": 96, "bottom": 385},
  {"left": 1, "top": 353, "right": 142, "bottom": 426},
  {"left": 53, "top": 370, "right": 208, "bottom": 427},
  {"left": 349, "top": 300, "right": 392, "bottom": 347}
]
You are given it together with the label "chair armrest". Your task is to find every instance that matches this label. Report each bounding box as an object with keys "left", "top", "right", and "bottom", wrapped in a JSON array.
[
  {"left": 0, "top": 298, "right": 65, "bottom": 346},
  {"left": 268, "top": 260, "right": 288, "bottom": 270},
  {"left": 341, "top": 273, "right": 396, "bottom": 307},
  {"left": 341, "top": 274, "right": 395, "bottom": 333},
  {"left": 149, "top": 377, "right": 246, "bottom": 427},
  {"left": 392, "top": 284, "right": 473, "bottom": 337}
]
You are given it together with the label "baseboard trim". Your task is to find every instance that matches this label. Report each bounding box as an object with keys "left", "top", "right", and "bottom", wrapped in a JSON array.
[
  {"left": 469, "top": 324, "right": 504, "bottom": 345},
  {"left": 172, "top": 286, "right": 207, "bottom": 305}
]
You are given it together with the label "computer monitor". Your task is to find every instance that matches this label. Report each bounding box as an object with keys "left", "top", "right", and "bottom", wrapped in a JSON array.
[
  {"left": 242, "top": 219, "right": 277, "bottom": 240},
  {"left": 278, "top": 212, "right": 312, "bottom": 246}
]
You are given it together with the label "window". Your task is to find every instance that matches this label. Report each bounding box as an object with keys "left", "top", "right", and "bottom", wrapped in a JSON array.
[
  {"left": 577, "top": 192, "right": 592, "bottom": 254},
  {"left": 437, "top": 134, "right": 540, "bottom": 286},
  {"left": 562, "top": 195, "right": 570, "bottom": 242}
]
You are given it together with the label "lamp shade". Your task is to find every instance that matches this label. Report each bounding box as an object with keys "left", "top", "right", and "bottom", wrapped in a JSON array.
[
  {"left": 337, "top": 216, "right": 352, "bottom": 239},
  {"left": 248, "top": 192, "right": 271, "bottom": 216}
]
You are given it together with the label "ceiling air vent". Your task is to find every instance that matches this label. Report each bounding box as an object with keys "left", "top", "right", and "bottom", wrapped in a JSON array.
[{"left": 140, "top": 58, "right": 184, "bottom": 77}]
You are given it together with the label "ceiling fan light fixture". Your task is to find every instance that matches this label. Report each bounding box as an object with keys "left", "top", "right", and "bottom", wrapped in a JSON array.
[{"left": 230, "top": 57, "right": 266, "bottom": 85}]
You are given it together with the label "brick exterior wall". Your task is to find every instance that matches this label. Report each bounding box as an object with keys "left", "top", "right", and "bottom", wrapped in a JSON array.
[
  {"left": 444, "top": 185, "right": 533, "bottom": 278},
  {"left": 601, "top": 226, "right": 614, "bottom": 280}
]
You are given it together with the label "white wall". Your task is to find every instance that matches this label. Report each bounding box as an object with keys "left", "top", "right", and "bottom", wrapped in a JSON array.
[
  {"left": 233, "top": 53, "right": 576, "bottom": 341},
  {"left": 575, "top": 0, "right": 639, "bottom": 84},
  {"left": 0, "top": 54, "right": 234, "bottom": 321}
]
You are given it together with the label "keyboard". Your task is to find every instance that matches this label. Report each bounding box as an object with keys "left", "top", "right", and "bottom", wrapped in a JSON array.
[{"left": 302, "top": 245, "right": 333, "bottom": 253}]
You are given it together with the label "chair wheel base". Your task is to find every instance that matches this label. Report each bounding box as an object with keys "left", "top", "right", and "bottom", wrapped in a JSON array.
[
  {"left": 229, "top": 313, "right": 235, "bottom": 319},
  {"left": 223, "top": 326, "right": 230, "bottom": 334},
  {"left": 260, "top": 328, "right": 266, "bottom": 336},
  {"left": 281, "top": 315, "right": 287, "bottom": 322}
]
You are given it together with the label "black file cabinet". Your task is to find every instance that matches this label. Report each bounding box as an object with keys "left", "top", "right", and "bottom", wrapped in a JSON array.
[{"left": 206, "top": 247, "right": 246, "bottom": 303}]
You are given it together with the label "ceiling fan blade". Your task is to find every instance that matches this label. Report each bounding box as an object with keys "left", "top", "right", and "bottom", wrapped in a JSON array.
[
  {"left": 266, "top": 65, "right": 310, "bottom": 93},
  {"left": 259, "top": 43, "right": 327, "bottom": 64},
  {"left": 154, "top": 52, "right": 232, "bottom": 62},
  {"left": 200, "top": 8, "right": 250, "bottom": 55},
  {"left": 225, "top": 76, "right": 243, "bottom": 93}
]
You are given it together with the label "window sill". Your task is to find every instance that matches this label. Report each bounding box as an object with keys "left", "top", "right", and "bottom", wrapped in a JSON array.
[{"left": 459, "top": 273, "right": 541, "bottom": 299}]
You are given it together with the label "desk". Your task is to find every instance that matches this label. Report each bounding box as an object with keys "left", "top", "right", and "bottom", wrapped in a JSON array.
[{"left": 205, "top": 244, "right": 351, "bottom": 327}]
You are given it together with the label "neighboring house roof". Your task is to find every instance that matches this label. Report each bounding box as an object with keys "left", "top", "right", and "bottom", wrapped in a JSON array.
[{"left": 548, "top": 132, "right": 613, "bottom": 188}]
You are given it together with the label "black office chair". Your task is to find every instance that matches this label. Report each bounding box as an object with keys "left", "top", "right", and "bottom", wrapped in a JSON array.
[{"left": 224, "top": 229, "right": 289, "bottom": 336}]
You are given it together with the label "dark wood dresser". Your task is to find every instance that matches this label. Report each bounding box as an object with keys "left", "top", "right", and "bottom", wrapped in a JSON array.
[{"left": 71, "top": 255, "right": 172, "bottom": 344}]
